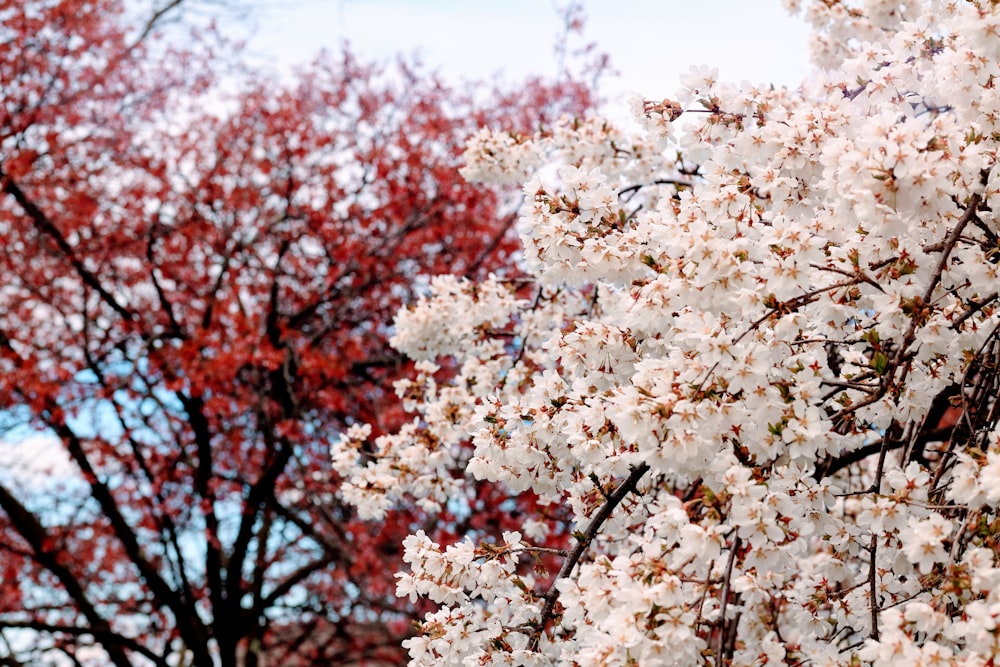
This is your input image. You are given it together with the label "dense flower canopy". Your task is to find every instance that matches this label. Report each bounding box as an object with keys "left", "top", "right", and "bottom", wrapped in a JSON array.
[{"left": 332, "top": 1, "right": 1000, "bottom": 665}]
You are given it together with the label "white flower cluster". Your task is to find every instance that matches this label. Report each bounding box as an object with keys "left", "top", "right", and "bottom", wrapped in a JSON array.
[
  {"left": 334, "top": 1, "right": 1000, "bottom": 665},
  {"left": 460, "top": 128, "right": 545, "bottom": 185}
]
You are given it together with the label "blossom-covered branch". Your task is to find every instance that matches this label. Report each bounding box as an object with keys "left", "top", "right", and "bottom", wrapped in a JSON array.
[{"left": 333, "top": 1, "right": 1000, "bottom": 665}]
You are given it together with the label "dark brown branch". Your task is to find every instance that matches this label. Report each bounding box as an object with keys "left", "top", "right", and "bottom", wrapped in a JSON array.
[
  {"left": 145, "top": 225, "right": 184, "bottom": 338},
  {"left": 464, "top": 210, "right": 519, "bottom": 280},
  {"left": 175, "top": 394, "right": 225, "bottom": 664},
  {"left": 528, "top": 463, "right": 649, "bottom": 650},
  {"left": 716, "top": 535, "right": 741, "bottom": 667},
  {"left": 820, "top": 379, "right": 880, "bottom": 393},
  {"left": 827, "top": 196, "right": 985, "bottom": 462},
  {"left": 0, "top": 621, "right": 168, "bottom": 667},
  {"left": 953, "top": 292, "right": 1000, "bottom": 329},
  {"left": 868, "top": 533, "right": 880, "bottom": 640},
  {"left": 50, "top": 420, "right": 214, "bottom": 665},
  {"left": 617, "top": 178, "right": 694, "bottom": 198},
  {"left": 129, "top": 0, "right": 185, "bottom": 49},
  {"left": 0, "top": 167, "right": 134, "bottom": 323},
  {"left": 920, "top": 194, "right": 981, "bottom": 307},
  {"left": 226, "top": 435, "right": 297, "bottom": 620},
  {"left": 254, "top": 554, "right": 336, "bottom": 616},
  {"left": 0, "top": 484, "right": 133, "bottom": 667}
]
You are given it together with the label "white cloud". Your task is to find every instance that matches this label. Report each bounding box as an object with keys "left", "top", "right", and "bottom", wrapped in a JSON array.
[
  {"left": 0, "top": 433, "right": 78, "bottom": 483},
  {"left": 245, "top": 0, "right": 813, "bottom": 114}
]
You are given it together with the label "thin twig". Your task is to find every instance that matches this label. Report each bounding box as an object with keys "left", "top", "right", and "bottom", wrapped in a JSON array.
[
  {"left": 868, "top": 532, "right": 880, "bottom": 640},
  {"left": 716, "top": 534, "right": 741, "bottom": 667}
]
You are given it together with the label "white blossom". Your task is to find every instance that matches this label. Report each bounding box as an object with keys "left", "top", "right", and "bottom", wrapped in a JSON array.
[{"left": 333, "top": 2, "right": 1000, "bottom": 664}]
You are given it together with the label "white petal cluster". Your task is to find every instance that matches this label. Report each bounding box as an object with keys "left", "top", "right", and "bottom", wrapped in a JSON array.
[
  {"left": 460, "top": 128, "right": 546, "bottom": 185},
  {"left": 333, "top": 2, "right": 1000, "bottom": 665}
]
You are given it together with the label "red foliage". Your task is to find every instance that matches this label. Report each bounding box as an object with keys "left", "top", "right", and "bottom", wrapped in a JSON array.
[{"left": 0, "top": 2, "right": 596, "bottom": 665}]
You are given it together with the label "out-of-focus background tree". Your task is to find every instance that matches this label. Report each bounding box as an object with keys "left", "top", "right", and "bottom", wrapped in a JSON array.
[{"left": 0, "top": 1, "right": 598, "bottom": 664}]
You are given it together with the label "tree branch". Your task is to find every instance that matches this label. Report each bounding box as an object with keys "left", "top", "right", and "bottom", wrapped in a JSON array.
[
  {"left": 0, "top": 483, "right": 133, "bottom": 667},
  {"left": 528, "top": 463, "right": 649, "bottom": 650},
  {"left": 0, "top": 167, "right": 134, "bottom": 323},
  {"left": 0, "top": 621, "right": 168, "bottom": 667}
]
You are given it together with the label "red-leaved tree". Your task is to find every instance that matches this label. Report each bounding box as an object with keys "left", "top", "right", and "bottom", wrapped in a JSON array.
[{"left": 0, "top": 1, "right": 597, "bottom": 664}]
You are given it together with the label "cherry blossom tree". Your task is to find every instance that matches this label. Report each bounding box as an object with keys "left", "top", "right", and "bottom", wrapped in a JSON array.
[
  {"left": 0, "top": 1, "right": 596, "bottom": 665},
  {"left": 333, "top": 1, "right": 1000, "bottom": 665}
]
